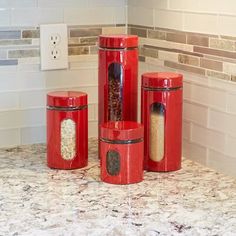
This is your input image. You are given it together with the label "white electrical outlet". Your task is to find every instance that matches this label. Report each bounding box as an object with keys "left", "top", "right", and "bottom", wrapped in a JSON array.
[{"left": 40, "top": 24, "right": 68, "bottom": 70}]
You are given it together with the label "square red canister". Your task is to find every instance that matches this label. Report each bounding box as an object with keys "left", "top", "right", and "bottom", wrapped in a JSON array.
[
  {"left": 141, "top": 72, "right": 183, "bottom": 172},
  {"left": 100, "top": 121, "right": 144, "bottom": 184},
  {"left": 47, "top": 91, "right": 88, "bottom": 169}
]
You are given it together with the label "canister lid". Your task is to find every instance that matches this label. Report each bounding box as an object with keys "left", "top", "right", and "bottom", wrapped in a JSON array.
[
  {"left": 99, "top": 35, "right": 138, "bottom": 49},
  {"left": 142, "top": 72, "right": 183, "bottom": 89},
  {"left": 100, "top": 121, "right": 144, "bottom": 141},
  {"left": 47, "top": 91, "right": 87, "bottom": 107}
]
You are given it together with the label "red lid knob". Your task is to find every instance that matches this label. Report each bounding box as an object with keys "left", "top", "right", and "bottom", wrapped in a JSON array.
[
  {"left": 99, "top": 35, "right": 138, "bottom": 49},
  {"left": 47, "top": 91, "right": 87, "bottom": 107},
  {"left": 100, "top": 121, "right": 144, "bottom": 141},
  {"left": 142, "top": 72, "right": 183, "bottom": 89}
]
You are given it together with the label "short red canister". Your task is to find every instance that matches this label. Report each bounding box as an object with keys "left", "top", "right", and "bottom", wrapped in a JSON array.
[
  {"left": 100, "top": 121, "right": 144, "bottom": 184},
  {"left": 98, "top": 35, "right": 138, "bottom": 125},
  {"left": 141, "top": 72, "right": 183, "bottom": 172},
  {"left": 47, "top": 91, "right": 88, "bottom": 169}
]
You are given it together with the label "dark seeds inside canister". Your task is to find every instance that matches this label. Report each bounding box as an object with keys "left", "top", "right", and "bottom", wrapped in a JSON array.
[
  {"left": 106, "top": 150, "right": 120, "bottom": 176},
  {"left": 108, "top": 63, "right": 123, "bottom": 121}
]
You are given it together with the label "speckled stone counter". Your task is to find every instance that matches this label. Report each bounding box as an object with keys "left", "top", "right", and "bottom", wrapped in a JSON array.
[{"left": 0, "top": 138, "right": 236, "bottom": 236}]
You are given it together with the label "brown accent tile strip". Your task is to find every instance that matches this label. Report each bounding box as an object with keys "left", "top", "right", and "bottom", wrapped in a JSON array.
[
  {"left": 144, "top": 44, "right": 203, "bottom": 57},
  {"left": 231, "top": 75, "right": 236, "bottom": 82},
  {"left": 22, "top": 30, "right": 39, "bottom": 39},
  {"left": 184, "top": 31, "right": 218, "bottom": 38},
  {"left": 70, "top": 28, "right": 102, "bottom": 37},
  {"left": 187, "top": 35, "right": 209, "bottom": 47},
  {"left": 139, "top": 56, "right": 145, "bottom": 62},
  {"left": 116, "top": 24, "right": 126, "bottom": 27},
  {"left": 206, "top": 70, "right": 231, "bottom": 81},
  {"left": 0, "top": 49, "right": 7, "bottom": 59},
  {"left": 80, "top": 37, "right": 98, "bottom": 45},
  {"left": 69, "top": 43, "right": 93, "bottom": 47},
  {"left": 194, "top": 46, "right": 236, "bottom": 59},
  {"left": 8, "top": 49, "right": 39, "bottom": 58},
  {"left": 90, "top": 46, "right": 98, "bottom": 54},
  {"left": 204, "top": 54, "right": 236, "bottom": 64},
  {"left": 220, "top": 35, "right": 236, "bottom": 41},
  {"left": 178, "top": 54, "right": 199, "bottom": 66},
  {"left": 68, "top": 24, "right": 114, "bottom": 29},
  {"left": 200, "top": 58, "right": 223, "bottom": 72},
  {"left": 153, "top": 27, "right": 218, "bottom": 38},
  {"left": 128, "top": 24, "right": 154, "bottom": 30},
  {"left": 128, "top": 27, "right": 147, "bottom": 38},
  {"left": 166, "top": 32, "right": 186, "bottom": 44},
  {"left": 147, "top": 29, "right": 166, "bottom": 40},
  {"left": 0, "top": 59, "right": 18, "bottom": 66},
  {"left": 209, "top": 38, "right": 235, "bottom": 51},
  {"left": 164, "top": 61, "right": 205, "bottom": 75},
  {"left": 68, "top": 46, "right": 89, "bottom": 56},
  {"left": 0, "top": 31, "right": 21, "bottom": 39},
  {"left": 140, "top": 46, "right": 158, "bottom": 58},
  {"left": 0, "top": 39, "right": 32, "bottom": 46}
]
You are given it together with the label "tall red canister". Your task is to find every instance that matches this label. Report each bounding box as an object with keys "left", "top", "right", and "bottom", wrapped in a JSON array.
[
  {"left": 141, "top": 72, "right": 183, "bottom": 172},
  {"left": 100, "top": 121, "right": 144, "bottom": 184},
  {"left": 47, "top": 91, "right": 88, "bottom": 169},
  {"left": 98, "top": 35, "right": 138, "bottom": 124}
]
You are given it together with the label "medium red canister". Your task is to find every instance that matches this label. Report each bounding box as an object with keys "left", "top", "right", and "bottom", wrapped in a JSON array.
[
  {"left": 141, "top": 72, "right": 183, "bottom": 172},
  {"left": 47, "top": 91, "right": 88, "bottom": 169},
  {"left": 100, "top": 121, "right": 144, "bottom": 184},
  {"left": 98, "top": 35, "right": 138, "bottom": 125}
]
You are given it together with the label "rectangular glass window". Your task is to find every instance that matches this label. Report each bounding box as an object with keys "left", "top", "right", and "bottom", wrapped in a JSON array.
[{"left": 108, "top": 63, "right": 123, "bottom": 121}]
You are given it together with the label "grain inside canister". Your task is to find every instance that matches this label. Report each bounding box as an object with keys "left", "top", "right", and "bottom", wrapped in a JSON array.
[
  {"left": 60, "top": 119, "right": 76, "bottom": 160},
  {"left": 150, "top": 103, "right": 165, "bottom": 162}
]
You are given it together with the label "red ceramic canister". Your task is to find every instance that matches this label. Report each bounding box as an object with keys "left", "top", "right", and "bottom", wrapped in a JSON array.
[
  {"left": 47, "top": 91, "right": 88, "bottom": 169},
  {"left": 141, "top": 72, "right": 183, "bottom": 172},
  {"left": 98, "top": 35, "right": 138, "bottom": 125},
  {"left": 100, "top": 121, "right": 144, "bottom": 184}
]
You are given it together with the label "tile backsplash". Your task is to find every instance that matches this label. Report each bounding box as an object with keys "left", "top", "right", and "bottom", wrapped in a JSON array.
[
  {"left": 130, "top": 25, "right": 236, "bottom": 82},
  {"left": 128, "top": 0, "right": 236, "bottom": 177},
  {"left": 0, "top": 0, "right": 126, "bottom": 147}
]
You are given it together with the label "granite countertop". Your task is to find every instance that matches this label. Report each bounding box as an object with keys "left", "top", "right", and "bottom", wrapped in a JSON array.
[{"left": 0, "top": 138, "right": 236, "bottom": 236}]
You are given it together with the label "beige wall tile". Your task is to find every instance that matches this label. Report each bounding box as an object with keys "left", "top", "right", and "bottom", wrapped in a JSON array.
[
  {"left": 223, "top": 62, "right": 236, "bottom": 74},
  {"left": 102, "top": 27, "right": 126, "bottom": 35},
  {"left": 68, "top": 46, "right": 89, "bottom": 56},
  {"left": 210, "top": 38, "right": 235, "bottom": 51},
  {"left": 206, "top": 70, "right": 231, "bottom": 81},
  {"left": 128, "top": 27, "right": 147, "bottom": 38},
  {"left": 219, "top": 15, "right": 236, "bottom": 37},
  {"left": 165, "top": 60, "right": 205, "bottom": 75},
  {"left": 128, "top": 6, "right": 154, "bottom": 27},
  {"left": 166, "top": 32, "right": 186, "bottom": 44},
  {"left": 184, "top": 13, "right": 218, "bottom": 34},
  {"left": 158, "top": 50, "right": 178, "bottom": 62},
  {"left": 187, "top": 35, "right": 209, "bottom": 47},
  {"left": 147, "top": 29, "right": 166, "bottom": 40},
  {"left": 154, "top": 9, "right": 184, "bottom": 31},
  {"left": 140, "top": 47, "right": 158, "bottom": 58},
  {"left": 178, "top": 54, "right": 199, "bottom": 66},
  {"left": 200, "top": 58, "right": 223, "bottom": 72},
  {"left": 8, "top": 49, "right": 39, "bottom": 58},
  {"left": 207, "top": 149, "right": 236, "bottom": 178}
]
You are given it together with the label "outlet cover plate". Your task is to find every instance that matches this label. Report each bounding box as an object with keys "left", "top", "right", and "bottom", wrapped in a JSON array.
[{"left": 40, "top": 23, "right": 68, "bottom": 70}]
